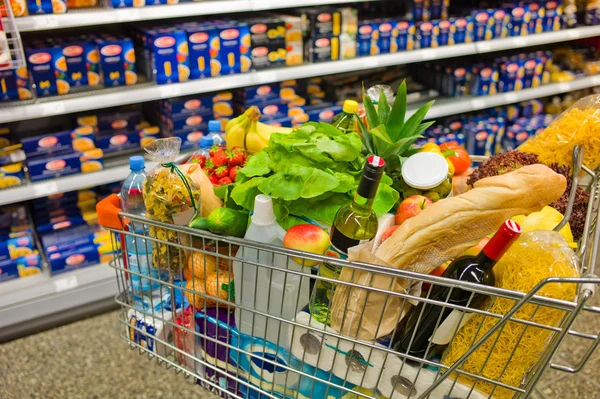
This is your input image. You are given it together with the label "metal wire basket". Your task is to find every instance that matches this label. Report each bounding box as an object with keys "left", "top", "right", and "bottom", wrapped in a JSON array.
[{"left": 97, "top": 152, "right": 600, "bottom": 399}]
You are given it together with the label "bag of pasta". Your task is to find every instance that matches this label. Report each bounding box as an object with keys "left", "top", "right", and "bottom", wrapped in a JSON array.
[
  {"left": 143, "top": 138, "right": 202, "bottom": 273},
  {"left": 520, "top": 93, "right": 600, "bottom": 169}
]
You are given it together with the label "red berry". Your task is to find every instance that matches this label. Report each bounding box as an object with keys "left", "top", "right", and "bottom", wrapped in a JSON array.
[
  {"left": 211, "top": 151, "right": 228, "bottom": 167},
  {"left": 229, "top": 166, "right": 238, "bottom": 181},
  {"left": 208, "top": 175, "right": 219, "bottom": 185},
  {"left": 208, "top": 146, "right": 221, "bottom": 157},
  {"left": 227, "top": 150, "right": 246, "bottom": 167},
  {"left": 214, "top": 166, "right": 230, "bottom": 179},
  {"left": 204, "top": 158, "right": 214, "bottom": 170},
  {"left": 218, "top": 176, "right": 233, "bottom": 185},
  {"left": 188, "top": 154, "right": 206, "bottom": 167}
]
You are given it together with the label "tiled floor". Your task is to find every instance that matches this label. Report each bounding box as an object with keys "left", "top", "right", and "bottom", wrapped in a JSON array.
[{"left": 1, "top": 298, "right": 599, "bottom": 399}]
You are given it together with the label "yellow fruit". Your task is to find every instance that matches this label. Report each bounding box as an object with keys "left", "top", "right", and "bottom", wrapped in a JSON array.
[
  {"left": 187, "top": 251, "right": 222, "bottom": 280},
  {"left": 512, "top": 206, "right": 575, "bottom": 246},
  {"left": 205, "top": 271, "right": 232, "bottom": 302}
]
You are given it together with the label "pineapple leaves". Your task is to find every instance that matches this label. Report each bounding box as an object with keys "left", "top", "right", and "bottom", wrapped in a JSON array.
[
  {"left": 357, "top": 117, "right": 374, "bottom": 155},
  {"left": 398, "top": 100, "right": 435, "bottom": 140},
  {"left": 387, "top": 80, "right": 407, "bottom": 141},
  {"left": 382, "top": 136, "right": 420, "bottom": 160},
  {"left": 362, "top": 88, "right": 380, "bottom": 130},
  {"left": 377, "top": 91, "right": 390, "bottom": 125},
  {"left": 369, "top": 125, "right": 393, "bottom": 156}
]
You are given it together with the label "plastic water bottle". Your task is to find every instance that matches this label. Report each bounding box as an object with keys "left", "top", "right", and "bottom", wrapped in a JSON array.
[
  {"left": 331, "top": 100, "right": 359, "bottom": 134},
  {"left": 121, "top": 155, "right": 170, "bottom": 311},
  {"left": 233, "top": 194, "right": 310, "bottom": 348},
  {"left": 195, "top": 136, "right": 214, "bottom": 158},
  {"left": 207, "top": 120, "right": 226, "bottom": 147}
]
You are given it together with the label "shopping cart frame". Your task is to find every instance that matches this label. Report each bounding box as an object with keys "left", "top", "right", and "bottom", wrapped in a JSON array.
[{"left": 97, "top": 153, "right": 600, "bottom": 399}]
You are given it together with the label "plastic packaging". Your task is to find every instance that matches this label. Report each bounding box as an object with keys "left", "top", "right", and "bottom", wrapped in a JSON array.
[
  {"left": 520, "top": 93, "right": 600, "bottom": 169},
  {"left": 206, "top": 120, "right": 225, "bottom": 147},
  {"left": 233, "top": 194, "right": 310, "bottom": 348},
  {"left": 400, "top": 152, "right": 452, "bottom": 201},
  {"left": 194, "top": 136, "right": 214, "bottom": 158},
  {"left": 143, "top": 138, "right": 202, "bottom": 272},
  {"left": 443, "top": 231, "right": 579, "bottom": 398},
  {"left": 331, "top": 100, "right": 359, "bottom": 134}
]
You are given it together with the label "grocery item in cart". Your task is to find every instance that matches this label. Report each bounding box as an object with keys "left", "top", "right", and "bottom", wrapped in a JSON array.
[
  {"left": 443, "top": 230, "right": 579, "bottom": 398},
  {"left": 330, "top": 164, "right": 566, "bottom": 340},
  {"left": 519, "top": 93, "right": 600, "bottom": 170}
]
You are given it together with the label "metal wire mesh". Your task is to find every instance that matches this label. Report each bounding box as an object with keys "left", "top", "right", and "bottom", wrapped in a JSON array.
[{"left": 105, "top": 167, "right": 600, "bottom": 399}]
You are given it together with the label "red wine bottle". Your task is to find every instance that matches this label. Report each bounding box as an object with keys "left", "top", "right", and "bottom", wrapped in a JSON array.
[{"left": 392, "top": 220, "right": 522, "bottom": 361}]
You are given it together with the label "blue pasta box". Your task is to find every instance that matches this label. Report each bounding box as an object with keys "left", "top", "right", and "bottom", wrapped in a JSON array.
[
  {"left": 147, "top": 28, "right": 190, "bottom": 85},
  {"left": 448, "top": 67, "right": 469, "bottom": 97},
  {"left": 26, "top": 45, "right": 68, "bottom": 97},
  {"left": 486, "top": 117, "right": 505, "bottom": 155},
  {"left": 238, "top": 83, "right": 281, "bottom": 105},
  {"left": 465, "top": 122, "right": 491, "bottom": 156},
  {"left": 490, "top": 9, "right": 509, "bottom": 39},
  {"left": 62, "top": 40, "right": 100, "bottom": 88},
  {"left": 255, "top": 100, "right": 289, "bottom": 121},
  {"left": 416, "top": 21, "right": 435, "bottom": 48},
  {"left": 213, "top": 91, "right": 234, "bottom": 119},
  {"left": 27, "top": 0, "right": 67, "bottom": 14},
  {"left": 167, "top": 113, "right": 211, "bottom": 131},
  {"left": 174, "top": 129, "right": 204, "bottom": 151},
  {"left": 95, "top": 130, "right": 141, "bottom": 154},
  {"left": 502, "top": 125, "right": 530, "bottom": 151},
  {"left": 21, "top": 130, "right": 73, "bottom": 159},
  {"left": 434, "top": 19, "right": 452, "bottom": 47},
  {"left": 214, "top": 22, "right": 248, "bottom": 75},
  {"left": 48, "top": 245, "right": 100, "bottom": 275},
  {"left": 96, "top": 37, "right": 138, "bottom": 87},
  {"left": 0, "top": 68, "right": 33, "bottom": 102},
  {"left": 413, "top": 0, "right": 428, "bottom": 22},
  {"left": 395, "top": 20, "right": 415, "bottom": 51},
  {"left": 509, "top": 6, "right": 531, "bottom": 36},
  {"left": 248, "top": 18, "right": 286, "bottom": 70},
  {"left": 471, "top": 10, "right": 491, "bottom": 41},
  {"left": 429, "top": 0, "right": 449, "bottom": 20},
  {"left": 308, "top": 105, "right": 342, "bottom": 123},
  {"left": 183, "top": 23, "right": 218, "bottom": 80},
  {"left": 28, "top": 149, "right": 104, "bottom": 182},
  {"left": 522, "top": 57, "right": 539, "bottom": 89},
  {"left": 499, "top": 58, "right": 523, "bottom": 92},
  {"left": 450, "top": 17, "right": 473, "bottom": 44},
  {"left": 0, "top": 162, "right": 25, "bottom": 188},
  {"left": 0, "top": 234, "right": 35, "bottom": 261},
  {"left": 36, "top": 214, "right": 90, "bottom": 234},
  {"left": 97, "top": 110, "right": 141, "bottom": 131},
  {"left": 377, "top": 20, "right": 396, "bottom": 54},
  {"left": 528, "top": 2, "right": 544, "bottom": 34},
  {"left": 160, "top": 94, "right": 214, "bottom": 116},
  {"left": 543, "top": 1, "right": 563, "bottom": 32},
  {"left": 0, "top": 254, "right": 42, "bottom": 283},
  {"left": 475, "top": 65, "right": 499, "bottom": 96},
  {"left": 266, "top": 117, "right": 294, "bottom": 128},
  {"left": 357, "top": 21, "right": 377, "bottom": 56}
]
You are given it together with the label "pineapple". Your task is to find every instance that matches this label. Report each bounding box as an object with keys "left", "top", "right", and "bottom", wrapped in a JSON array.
[{"left": 357, "top": 80, "right": 435, "bottom": 198}]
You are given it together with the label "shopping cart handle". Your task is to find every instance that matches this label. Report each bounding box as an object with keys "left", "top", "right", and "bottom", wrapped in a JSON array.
[{"left": 97, "top": 194, "right": 124, "bottom": 230}]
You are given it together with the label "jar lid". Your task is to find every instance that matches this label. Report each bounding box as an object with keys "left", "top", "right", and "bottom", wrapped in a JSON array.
[{"left": 401, "top": 152, "right": 449, "bottom": 190}]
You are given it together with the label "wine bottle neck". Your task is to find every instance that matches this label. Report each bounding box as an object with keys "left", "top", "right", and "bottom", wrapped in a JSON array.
[
  {"left": 351, "top": 192, "right": 376, "bottom": 216},
  {"left": 474, "top": 251, "right": 498, "bottom": 271}
]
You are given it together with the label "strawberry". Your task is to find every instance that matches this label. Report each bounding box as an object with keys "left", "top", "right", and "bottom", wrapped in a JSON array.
[
  {"left": 204, "top": 158, "right": 214, "bottom": 170},
  {"left": 208, "top": 175, "right": 219, "bottom": 185},
  {"left": 214, "top": 166, "right": 229, "bottom": 179},
  {"left": 188, "top": 154, "right": 206, "bottom": 168},
  {"left": 202, "top": 167, "right": 213, "bottom": 176},
  {"left": 208, "top": 146, "right": 221, "bottom": 157},
  {"left": 229, "top": 166, "right": 238, "bottom": 181},
  {"left": 218, "top": 176, "right": 233, "bottom": 185},
  {"left": 227, "top": 149, "right": 246, "bottom": 167},
  {"left": 211, "top": 150, "right": 228, "bottom": 167}
]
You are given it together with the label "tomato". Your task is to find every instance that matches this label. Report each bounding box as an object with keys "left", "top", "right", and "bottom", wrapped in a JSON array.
[{"left": 440, "top": 143, "right": 470, "bottom": 175}]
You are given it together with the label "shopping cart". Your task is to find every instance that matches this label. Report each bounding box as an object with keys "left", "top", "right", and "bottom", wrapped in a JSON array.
[{"left": 97, "top": 150, "right": 600, "bottom": 399}]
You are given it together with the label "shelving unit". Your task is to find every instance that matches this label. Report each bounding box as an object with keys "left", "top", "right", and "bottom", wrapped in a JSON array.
[
  {"left": 15, "top": 0, "right": 380, "bottom": 31},
  {"left": 3, "top": 25, "right": 600, "bottom": 123}
]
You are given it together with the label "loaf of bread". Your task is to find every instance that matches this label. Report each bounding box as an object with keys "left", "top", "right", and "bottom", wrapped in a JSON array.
[{"left": 330, "top": 164, "right": 566, "bottom": 340}]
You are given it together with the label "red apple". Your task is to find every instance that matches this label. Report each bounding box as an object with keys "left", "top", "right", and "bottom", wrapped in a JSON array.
[
  {"left": 284, "top": 224, "right": 330, "bottom": 267},
  {"left": 381, "top": 225, "right": 400, "bottom": 243},
  {"left": 395, "top": 195, "right": 433, "bottom": 225}
]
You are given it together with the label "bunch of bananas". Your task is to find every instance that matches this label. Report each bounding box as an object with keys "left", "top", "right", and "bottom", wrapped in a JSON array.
[{"left": 225, "top": 106, "right": 293, "bottom": 154}]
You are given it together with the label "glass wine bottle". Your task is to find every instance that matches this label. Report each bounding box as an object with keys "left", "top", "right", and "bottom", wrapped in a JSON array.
[
  {"left": 310, "top": 155, "right": 386, "bottom": 324},
  {"left": 392, "top": 220, "right": 522, "bottom": 362}
]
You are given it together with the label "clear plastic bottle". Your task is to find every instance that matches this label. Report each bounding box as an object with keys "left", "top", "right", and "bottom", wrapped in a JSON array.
[
  {"left": 195, "top": 136, "right": 214, "bottom": 158},
  {"left": 233, "top": 194, "right": 310, "bottom": 348},
  {"left": 331, "top": 100, "right": 359, "bottom": 134},
  {"left": 207, "top": 120, "right": 226, "bottom": 147},
  {"left": 121, "top": 156, "right": 169, "bottom": 311}
]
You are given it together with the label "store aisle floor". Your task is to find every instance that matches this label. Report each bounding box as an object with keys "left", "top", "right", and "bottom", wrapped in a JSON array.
[{"left": 1, "top": 298, "right": 599, "bottom": 399}]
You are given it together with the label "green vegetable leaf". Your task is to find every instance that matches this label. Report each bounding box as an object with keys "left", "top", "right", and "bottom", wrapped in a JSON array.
[
  {"left": 332, "top": 172, "right": 356, "bottom": 193},
  {"left": 241, "top": 150, "right": 271, "bottom": 177},
  {"left": 382, "top": 136, "right": 420, "bottom": 160},
  {"left": 398, "top": 100, "right": 435, "bottom": 140},
  {"left": 362, "top": 88, "right": 380, "bottom": 130},
  {"left": 357, "top": 118, "right": 374, "bottom": 154},
  {"left": 230, "top": 177, "right": 266, "bottom": 211},
  {"left": 370, "top": 125, "right": 393, "bottom": 156},
  {"left": 387, "top": 80, "right": 408, "bottom": 141},
  {"left": 372, "top": 184, "right": 400, "bottom": 215},
  {"left": 258, "top": 172, "right": 304, "bottom": 201},
  {"left": 377, "top": 91, "right": 391, "bottom": 125},
  {"left": 318, "top": 122, "right": 345, "bottom": 137}
]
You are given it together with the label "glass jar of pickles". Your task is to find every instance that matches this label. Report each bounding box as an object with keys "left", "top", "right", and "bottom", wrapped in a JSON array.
[{"left": 400, "top": 152, "right": 452, "bottom": 202}]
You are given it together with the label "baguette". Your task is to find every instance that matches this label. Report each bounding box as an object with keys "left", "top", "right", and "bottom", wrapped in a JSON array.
[{"left": 330, "top": 164, "right": 566, "bottom": 340}]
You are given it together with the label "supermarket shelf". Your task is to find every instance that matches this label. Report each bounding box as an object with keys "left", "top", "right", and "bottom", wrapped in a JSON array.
[
  {"left": 0, "top": 263, "right": 117, "bottom": 340},
  {"left": 16, "top": 0, "right": 378, "bottom": 31},
  {"left": 3, "top": 27, "right": 600, "bottom": 123}
]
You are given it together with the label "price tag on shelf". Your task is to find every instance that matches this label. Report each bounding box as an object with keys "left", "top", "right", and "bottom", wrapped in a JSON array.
[
  {"left": 117, "top": 8, "right": 141, "bottom": 22},
  {"left": 40, "top": 102, "right": 65, "bottom": 117},
  {"left": 477, "top": 42, "right": 493, "bottom": 53},
  {"left": 512, "top": 38, "right": 527, "bottom": 47},
  {"left": 33, "top": 181, "right": 59, "bottom": 197},
  {"left": 39, "top": 15, "right": 59, "bottom": 28},
  {"left": 505, "top": 93, "right": 518, "bottom": 103},
  {"left": 254, "top": 71, "right": 278, "bottom": 84},
  {"left": 362, "top": 57, "right": 379, "bottom": 69},
  {"left": 54, "top": 275, "right": 79, "bottom": 293},
  {"left": 471, "top": 98, "right": 487, "bottom": 110},
  {"left": 567, "top": 30, "right": 581, "bottom": 39},
  {"left": 159, "top": 85, "right": 182, "bottom": 98}
]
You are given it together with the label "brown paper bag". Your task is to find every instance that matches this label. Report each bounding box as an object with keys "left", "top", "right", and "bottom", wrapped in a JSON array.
[
  {"left": 179, "top": 163, "right": 223, "bottom": 217},
  {"left": 329, "top": 241, "right": 417, "bottom": 341}
]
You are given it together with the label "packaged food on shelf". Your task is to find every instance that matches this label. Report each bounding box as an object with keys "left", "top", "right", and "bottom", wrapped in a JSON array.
[
  {"left": 7, "top": 0, "right": 28, "bottom": 17},
  {"left": 0, "top": 68, "right": 33, "bottom": 102},
  {"left": 27, "top": 148, "right": 104, "bottom": 181},
  {"left": 26, "top": 0, "right": 66, "bottom": 14},
  {"left": 247, "top": 17, "right": 287, "bottom": 70},
  {"left": 0, "top": 253, "right": 42, "bottom": 282},
  {"left": 96, "top": 35, "right": 137, "bottom": 87}
]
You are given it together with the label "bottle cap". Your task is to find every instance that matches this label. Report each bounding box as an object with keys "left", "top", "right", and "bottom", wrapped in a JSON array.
[
  {"left": 343, "top": 100, "right": 359, "bottom": 114},
  {"left": 208, "top": 120, "right": 221, "bottom": 132},
  {"left": 483, "top": 220, "right": 522, "bottom": 261},
  {"left": 129, "top": 155, "right": 145, "bottom": 171},
  {"left": 252, "top": 194, "right": 276, "bottom": 226},
  {"left": 357, "top": 155, "right": 386, "bottom": 199},
  {"left": 401, "top": 152, "right": 449, "bottom": 190},
  {"left": 200, "top": 136, "right": 214, "bottom": 148}
]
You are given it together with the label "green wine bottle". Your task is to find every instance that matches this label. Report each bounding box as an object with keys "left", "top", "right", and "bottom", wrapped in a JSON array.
[{"left": 310, "top": 155, "right": 386, "bottom": 324}]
